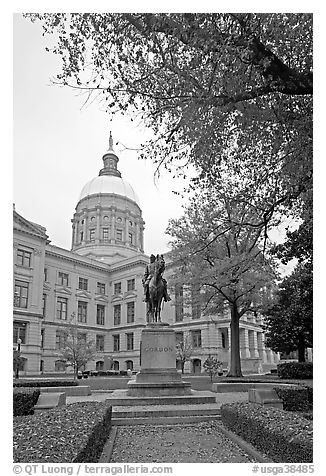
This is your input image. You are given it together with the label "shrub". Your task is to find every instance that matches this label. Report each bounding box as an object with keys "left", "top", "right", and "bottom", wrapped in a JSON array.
[
  {"left": 13, "top": 388, "right": 40, "bottom": 416},
  {"left": 277, "top": 362, "right": 313, "bottom": 380},
  {"left": 220, "top": 402, "right": 313, "bottom": 463},
  {"left": 14, "top": 380, "right": 78, "bottom": 388},
  {"left": 13, "top": 402, "right": 112, "bottom": 463},
  {"left": 274, "top": 386, "right": 313, "bottom": 412}
]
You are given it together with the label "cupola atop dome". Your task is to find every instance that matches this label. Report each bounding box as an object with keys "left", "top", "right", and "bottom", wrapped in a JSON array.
[
  {"left": 71, "top": 130, "right": 145, "bottom": 264},
  {"left": 99, "top": 131, "right": 121, "bottom": 178}
]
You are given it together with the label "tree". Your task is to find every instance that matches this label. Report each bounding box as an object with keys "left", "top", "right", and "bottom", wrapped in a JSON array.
[
  {"left": 167, "top": 176, "right": 277, "bottom": 377},
  {"left": 263, "top": 261, "right": 312, "bottom": 362},
  {"left": 203, "top": 356, "right": 223, "bottom": 382},
  {"left": 27, "top": 13, "right": 312, "bottom": 220},
  {"left": 60, "top": 321, "right": 97, "bottom": 379},
  {"left": 175, "top": 335, "right": 193, "bottom": 374}
]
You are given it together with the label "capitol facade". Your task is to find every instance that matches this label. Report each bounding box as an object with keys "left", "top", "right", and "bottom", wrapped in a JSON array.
[{"left": 13, "top": 133, "right": 279, "bottom": 376}]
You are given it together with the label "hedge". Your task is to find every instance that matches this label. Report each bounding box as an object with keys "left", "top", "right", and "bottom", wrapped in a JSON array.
[
  {"left": 274, "top": 386, "right": 313, "bottom": 412},
  {"left": 13, "top": 380, "right": 78, "bottom": 388},
  {"left": 220, "top": 402, "right": 313, "bottom": 463},
  {"left": 13, "top": 402, "right": 112, "bottom": 463},
  {"left": 277, "top": 362, "right": 313, "bottom": 380},
  {"left": 13, "top": 388, "right": 40, "bottom": 416}
]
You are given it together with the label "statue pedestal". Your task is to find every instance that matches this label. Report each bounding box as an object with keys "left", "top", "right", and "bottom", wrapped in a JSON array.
[{"left": 127, "top": 323, "right": 192, "bottom": 397}]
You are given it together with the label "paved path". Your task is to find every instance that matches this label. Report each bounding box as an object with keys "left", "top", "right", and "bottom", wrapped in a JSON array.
[
  {"left": 108, "top": 421, "right": 255, "bottom": 463},
  {"left": 66, "top": 392, "right": 248, "bottom": 406}
]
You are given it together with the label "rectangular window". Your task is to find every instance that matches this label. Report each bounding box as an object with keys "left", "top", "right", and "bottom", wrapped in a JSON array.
[
  {"left": 116, "top": 229, "right": 122, "bottom": 241},
  {"left": 80, "top": 231, "right": 84, "bottom": 242},
  {"left": 42, "top": 294, "right": 47, "bottom": 317},
  {"left": 44, "top": 268, "right": 48, "bottom": 282},
  {"left": 114, "top": 282, "right": 122, "bottom": 295},
  {"left": 192, "top": 330, "right": 202, "bottom": 348},
  {"left": 56, "top": 297, "right": 68, "bottom": 320},
  {"left": 114, "top": 304, "right": 121, "bottom": 326},
  {"left": 78, "top": 332, "right": 87, "bottom": 345},
  {"left": 79, "top": 277, "right": 88, "bottom": 291},
  {"left": 41, "top": 328, "right": 45, "bottom": 349},
  {"left": 96, "top": 304, "right": 105, "bottom": 325},
  {"left": 191, "top": 284, "right": 201, "bottom": 319},
  {"left": 127, "top": 302, "right": 135, "bottom": 323},
  {"left": 17, "top": 248, "right": 32, "bottom": 267},
  {"left": 58, "top": 272, "right": 69, "bottom": 286},
  {"left": 13, "top": 322, "right": 27, "bottom": 344},
  {"left": 14, "top": 280, "right": 29, "bottom": 308},
  {"left": 175, "top": 284, "right": 184, "bottom": 322},
  {"left": 77, "top": 301, "right": 87, "bottom": 323},
  {"left": 55, "top": 330, "right": 67, "bottom": 350},
  {"left": 97, "top": 282, "right": 106, "bottom": 294},
  {"left": 96, "top": 335, "right": 105, "bottom": 352},
  {"left": 89, "top": 229, "right": 95, "bottom": 241},
  {"left": 113, "top": 334, "right": 120, "bottom": 352},
  {"left": 175, "top": 332, "right": 184, "bottom": 347},
  {"left": 102, "top": 228, "right": 109, "bottom": 241},
  {"left": 126, "top": 333, "right": 134, "bottom": 351},
  {"left": 127, "top": 279, "right": 135, "bottom": 291},
  {"left": 128, "top": 232, "right": 133, "bottom": 245}
]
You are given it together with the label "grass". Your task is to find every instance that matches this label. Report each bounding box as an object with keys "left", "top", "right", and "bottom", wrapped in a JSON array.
[{"left": 73, "top": 374, "right": 313, "bottom": 391}]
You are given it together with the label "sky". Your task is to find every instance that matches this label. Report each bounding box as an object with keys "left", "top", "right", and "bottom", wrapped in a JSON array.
[{"left": 13, "top": 14, "right": 193, "bottom": 256}]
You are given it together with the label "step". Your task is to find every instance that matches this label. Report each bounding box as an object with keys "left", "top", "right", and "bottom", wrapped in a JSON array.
[
  {"left": 105, "top": 390, "right": 216, "bottom": 406},
  {"left": 112, "top": 403, "right": 220, "bottom": 419},
  {"left": 111, "top": 414, "right": 221, "bottom": 426}
]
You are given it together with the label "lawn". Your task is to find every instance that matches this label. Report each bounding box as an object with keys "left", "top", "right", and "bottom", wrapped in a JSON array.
[{"left": 78, "top": 374, "right": 312, "bottom": 391}]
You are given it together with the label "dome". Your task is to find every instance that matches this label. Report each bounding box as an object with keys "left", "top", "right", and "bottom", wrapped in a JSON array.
[{"left": 78, "top": 175, "right": 140, "bottom": 206}]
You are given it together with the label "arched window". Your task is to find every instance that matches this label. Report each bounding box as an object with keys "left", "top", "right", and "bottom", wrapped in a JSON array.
[
  {"left": 113, "top": 361, "right": 119, "bottom": 371},
  {"left": 96, "top": 361, "right": 104, "bottom": 371},
  {"left": 55, "top": 360, "right": 66, "bottom": 372},
  {"left": 125, "top": 360, "right": 133, "bottom": 371}
]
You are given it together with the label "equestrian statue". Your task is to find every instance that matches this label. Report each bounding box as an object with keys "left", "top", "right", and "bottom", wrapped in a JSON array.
[{"left": 142, "top": 254, "right": 171, "bottom": 323}]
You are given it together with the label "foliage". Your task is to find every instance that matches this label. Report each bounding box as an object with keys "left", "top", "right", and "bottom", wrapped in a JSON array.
[
  {"left": 220, "top": 402, "right": 313, "bottom": 463},
  {"left": 277, "top": 362, "right": 313, "bottom": 380},
  {"left": 13, "top": 402, "right": 112, "bottom": 463},
  {"left": 263, "top": 262, "right": 312, "bottom": 362},
  {"left": 59, "top": 319, "right": 97, "bottom": 378},
  {"left": 203, "top": 356, "right": 223, "bottom": 382},
  {"left": 27, "top": 13, "right": 312, "bottom": 220},
  {"left": 273, "top": 386, "right": 312, "bottom": 412},
  {"left": 13, "top": 380, "right": 78, "bottom": 388},
  {"left": 13, "top": 388, "right": 40, "bottom": 416},
  {"left": 175, "top": 335, "right": 193, "bottom": 373},
  {"left": 167, "top": 181, "right": 277, "bottom": 377}
]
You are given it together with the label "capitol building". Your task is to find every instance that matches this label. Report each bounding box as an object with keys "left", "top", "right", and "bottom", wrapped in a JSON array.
[{"left": 13, "top": 133, "right": 279, "bottom": 376}]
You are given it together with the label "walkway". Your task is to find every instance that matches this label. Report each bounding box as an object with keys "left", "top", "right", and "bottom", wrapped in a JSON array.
[{"left": 108, "top": 421, "right": 255, "bottom": 463}]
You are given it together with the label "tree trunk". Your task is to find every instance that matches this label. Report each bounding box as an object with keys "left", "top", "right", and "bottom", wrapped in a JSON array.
[
  {"left": 298, "top": 333, "right": 306, "bottom": 362},
  {"left": 227, "top": 302, "right": 243, "bottom": 377}
]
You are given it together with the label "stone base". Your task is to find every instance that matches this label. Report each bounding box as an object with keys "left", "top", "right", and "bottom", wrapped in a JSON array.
[
  {"left": 127, "top": 322, "right": 192, "bottom": 397},
  {"left": 127, "top": 381, "right": 192, "bottom": 397}
]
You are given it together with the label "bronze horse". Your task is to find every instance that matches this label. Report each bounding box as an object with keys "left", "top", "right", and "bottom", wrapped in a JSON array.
[{"left": 146, "top": 255, "right": 165, "bottom": 323}]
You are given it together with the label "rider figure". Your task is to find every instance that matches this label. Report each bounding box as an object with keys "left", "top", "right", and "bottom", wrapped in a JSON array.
[{"left": 142, "top": 254, "right": 171, "bottom": 302}]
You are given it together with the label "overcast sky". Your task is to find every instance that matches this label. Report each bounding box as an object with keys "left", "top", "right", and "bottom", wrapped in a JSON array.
[{"left": 13, "top": 14, "right": 191, "bottom": 256}]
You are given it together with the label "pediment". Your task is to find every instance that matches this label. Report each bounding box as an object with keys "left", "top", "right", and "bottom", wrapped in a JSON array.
[
  {"left": 43, "top": 283, "right": 52, "bottom": 292},
  {"left": 75, "top": 290, "right": 92, "bottom": 300},
  {"left": 94, "top": 295, "right": 109, "bottom": 303},
  {"left": 55, "top": 286, "right": 72, "bottom": 296},
  {"left": 13, "top": 210, "right": 48, "bottom": 240}
]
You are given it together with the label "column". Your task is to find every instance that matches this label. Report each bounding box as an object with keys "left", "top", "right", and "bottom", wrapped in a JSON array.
[
  {"left": 257, "top": 332, "right": 268, "bottom": 363},
  {"left": 96, "top": 207, "right": 101, "bottom": 243},
  {"left": 240, "top": 328, "right": 250, "bottom": 358},
  {"left": 249, "top": 330, "right": 259, "bottom": 358}
]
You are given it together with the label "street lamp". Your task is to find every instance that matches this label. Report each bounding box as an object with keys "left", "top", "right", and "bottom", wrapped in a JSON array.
[{"left": 15, "top": 338, "right": 22, "bottom": 379}]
